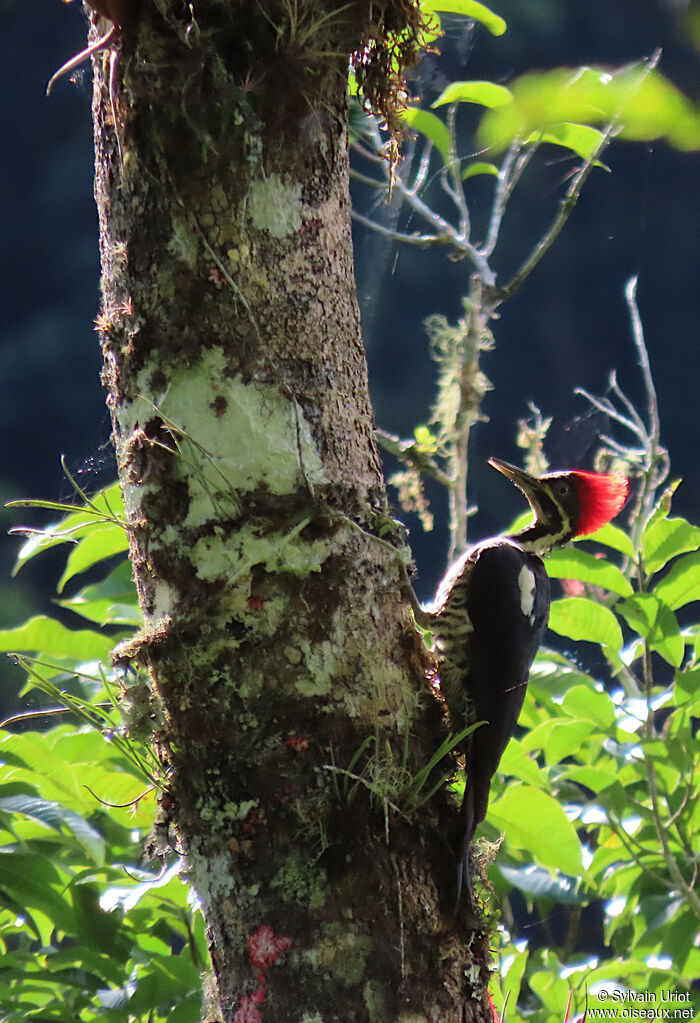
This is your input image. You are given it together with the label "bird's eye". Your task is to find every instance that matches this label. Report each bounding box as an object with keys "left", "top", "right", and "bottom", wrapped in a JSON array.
[{"left": 556, "top": 483, "right": 570, "bottom": 497}]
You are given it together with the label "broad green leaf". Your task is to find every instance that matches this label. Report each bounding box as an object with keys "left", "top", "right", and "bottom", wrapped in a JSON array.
[
  {"left": 58, "top": 562, "right": 140, "bottom": 627},
  {"left": 618, "top": 594, "right": 684, "bottom": 666},
  {"left": 128, "top": 955, "right": 200, "bottom": 1011},
  {"left": 0, "top": 617, "right": 113, "bottom": 661},
  {"left": 432, "top": 80, "right": 513, "bottom": 109},
  {"left": 499, "top": 863, "right": 582, "bottom": 904},
  {"left": 498, "top": 740, "right": 549, "bottom": 788},
  {"left": 559, "top": 764, "right": 618, "bottom": 793},
  {"left": 544, "top": 719, "right": 594, "bottom": 764},
  {"left": 546, "top": 548, "right": 632, "bottom": 596},
  {"left": 548, "top": 597, "right": 623, "bottom": 652},
  {"left": 421, "top": 0, "right": 506, "bottom": 36},
  {"left": 487, "top": 784, "right": 583, "bottom": 875},
  {"left": 525, "top": 121, "right": 607, "bottom": 161},
  {"left": 58, "top": 524, "right": 129, "bottom": 592},
  {"left": 400, "top": 108, "right": 451, "bottom": 165},
  {"left": 674, "top": 666, "right": 700, "bottom": 714},
  {"left": 561, "top": 683, "right": 616, "bottom": 729},
  {"left": 583, "top": 522, "right": 635, "bottom": 558},
  {"left": 643, "top": 516, "right": 700, "bottom": 574},
  {"left": 653, "top": 551, "right": 700, "bottom": 611},
  {"left": 529, "top": 964, "right": 570, "bottom": 1015},
  {"left": 0, "top": 853, "right": 75, "bottom": 935},
  {"left": 462, "top": 160, "right": 499, "bottom": 180}
]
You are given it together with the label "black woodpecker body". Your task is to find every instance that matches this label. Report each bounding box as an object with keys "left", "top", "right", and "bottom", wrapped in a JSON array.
[{"left": 417, "top": 458, "right": 629, "bottom": 908}]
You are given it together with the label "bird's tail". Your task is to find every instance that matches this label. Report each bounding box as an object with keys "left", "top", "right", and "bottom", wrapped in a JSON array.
[{"left": 456, "top": 774, "right": 477, "bottom": 910}]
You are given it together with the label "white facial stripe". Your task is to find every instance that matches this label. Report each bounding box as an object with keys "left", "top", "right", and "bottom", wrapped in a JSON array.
[{"left": 518, "top": 564, "right": 536, "bottom": 618}]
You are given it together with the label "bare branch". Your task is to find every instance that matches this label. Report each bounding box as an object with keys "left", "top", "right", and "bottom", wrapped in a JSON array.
[
  {"left": 495, "top": 121, "right": 619, "bottom": 302},
  {"left": 350, "top": 209, "right": 443, "bottom": 248},
  {"left": 481, "top": 140, "right": 537, "bottom": 258},
  {"left": 573, "top": 386, "right": 641, "bottom": 436}
]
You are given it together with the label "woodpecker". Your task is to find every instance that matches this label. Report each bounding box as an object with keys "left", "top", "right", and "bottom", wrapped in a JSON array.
[{"left": 407, "top": 457, "right": 629, "bottom": 909}]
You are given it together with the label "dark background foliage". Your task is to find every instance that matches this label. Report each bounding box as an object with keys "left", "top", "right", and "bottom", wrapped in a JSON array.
[{"left": 2, "top": 0, "right": 699, "bottom": 706}]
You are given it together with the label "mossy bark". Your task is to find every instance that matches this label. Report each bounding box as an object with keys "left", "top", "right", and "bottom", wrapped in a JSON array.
[{"left": 90, "top": 1, "right": 493, "bottom": 1019}]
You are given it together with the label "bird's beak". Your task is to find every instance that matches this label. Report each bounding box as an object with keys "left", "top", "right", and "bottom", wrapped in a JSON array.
[
  {"left": 488, "top": 458, "right": 551, "bottom": 521},
  {"left": 488, "top": 457, "right": 541, "bottom": 496}
]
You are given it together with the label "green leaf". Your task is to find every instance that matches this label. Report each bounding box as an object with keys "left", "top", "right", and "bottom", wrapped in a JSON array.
[
  {"left": 618, "top": 594, "right": 685, "bottom": 667},
  {"left": 399, "top": 108, "right": 451, "bottom": 165},
  {"left": 487, "top": 784, "right": 584, "bottom": 875},
  {"left": 544, "top": 719, "right": 594, "bottom": 764},
  {"left": 0, "top": 853, "right": 75, "bottom": 935},
  {"left": 421, "top": 0, "right": 506, "bottom": 35},
  {"left": 498, "top": 740, "right": 549, "bottom": 788},
  {"left": 546, "top": 547, "right": 632, "bottom": 596},
  {"left": 432, "top": 80, "right": 513, "bottom": 109},
  {"left": 478, "top": 65, "right": 700, "bottom": 154},
  {"left": 10, "top": 483, "right": 124, "bottom": 575},
  {"left": 525, "top": 121, "right": 607, "bottom": 161},
  {"left": 653, "top": 551, "right": 700, "bottom": 611},
  {"left": 0, "top": 617, "right": 114, "bottom": 662},
  {"left": 584, "top": 522, "right": 635, "bottom": 558},
  {"left": 561, "top": 683, "right": 616, "bottom": 729},
  {"left": 548, "top": 597, "right": 623, "bottom": 652},
  {"left": 559, "top": 764, "right": 618, "bottom": 793},
  {"left": 58, "top": 524, "right": 129, "bottom": 593},
  {"left": 643, "top": 516, "right": 700, "bottom": 574},
  {"left": 58, "top": 562, "right": 140, "bottom": 627},
  {"left": 461, "top": 161, "right": 500, "bottom": 180},
  {"left": 499, "top": 863, "right": 582, "bottom": 904}
]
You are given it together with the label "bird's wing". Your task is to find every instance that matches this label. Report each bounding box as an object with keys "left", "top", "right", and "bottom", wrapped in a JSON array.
[{"left": 463, "top": 542, "right": 550, "bottom": 826}]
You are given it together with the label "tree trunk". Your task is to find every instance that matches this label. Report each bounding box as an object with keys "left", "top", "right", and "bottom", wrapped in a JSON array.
[{"left": 90, "top": 1, "right": 493, "bottom": 1019}]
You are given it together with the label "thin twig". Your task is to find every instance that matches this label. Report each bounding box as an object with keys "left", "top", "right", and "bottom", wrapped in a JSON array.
[
  {"left": 350, "top": 210, "right": 444, "bottom": 248},
  {"left": 481, "top": 140, "right": 536, "bottom": 258},
  {"left": 495, "top": 121, "right": 619, "bottom": 301}
]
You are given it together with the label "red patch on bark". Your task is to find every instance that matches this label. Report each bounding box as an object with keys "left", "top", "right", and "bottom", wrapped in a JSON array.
[
  {"left": 247, "top": 925, "right": 293, "bottom": 970},
  {"left": 233, "top": 994, "right": 262, "bottom": 1023},
  {"left": 284, "top": 735, "right": 310, "bottom": 753}
]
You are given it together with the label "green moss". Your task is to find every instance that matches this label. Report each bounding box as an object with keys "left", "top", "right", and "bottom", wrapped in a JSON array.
[
  {"left": 313, "top": 925, "right": 373, "bottom": 985},
  {"left": 295, "top": 640, "right": 337, "bottom": 697},
  {"left": 363, "top": 980, "right": 392, "bottom": 1023},
  {"left": 271, "top": 854, "right": 327, "bottom": 908}
]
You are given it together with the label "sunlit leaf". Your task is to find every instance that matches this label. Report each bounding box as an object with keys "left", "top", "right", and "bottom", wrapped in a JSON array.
[
  {"left": 547, "top": 548, "right": 632, "bottom": 596},
  {"left": 544, "top": 719, "right": 594, "bottom": 764},
  {"left": 643, "top": 516, "right": 700, "bottom": 574},
  {"left": 400, "top": 108, "right": 451, "bottom": 164},
  {"left": 432, "top": 80, "right": 513, "bottom": 109},
  {"left": 58, "top": 562, "right": 140, "bottom": 627},
  {"left": 561, "top": 683, "right": 616, "bottom": 729},
  {"left": 652, "top": 551, "right": 700, "bottom": 610},
  {"left": 499, "top": 740, "right": 549, "bottom": 788},
  {"left": 583, "top": 522, "right": 635, "bottom": 558},
  {"left": 10, "top": 483, "right": 124, "bottom": 575},
  {"left": 548, "top": 597, "right": 623, "bottom": 652},
  {"left": 58, "top": 524, "right": 129, "bottom": 593},
  {"left": 479, "top": 64, "right": 700, "bottom": 153},
  {"left": 619, "top": 595, "right": 685, "bottom": 666},
  {"left": 0, "top": 617, "right": 113, "bottom": 662},
  {"left": 421, "top": 0, "right": 506, "bottom": 35},
  {"left": 524, "top": 121, "right": 608, "bottom": 161},
  {"left": 462, "top": 160, "right": 500, "bottom": 180},
  {"left": 488, "top": 784, "right": 583, "bottom": 875}
]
